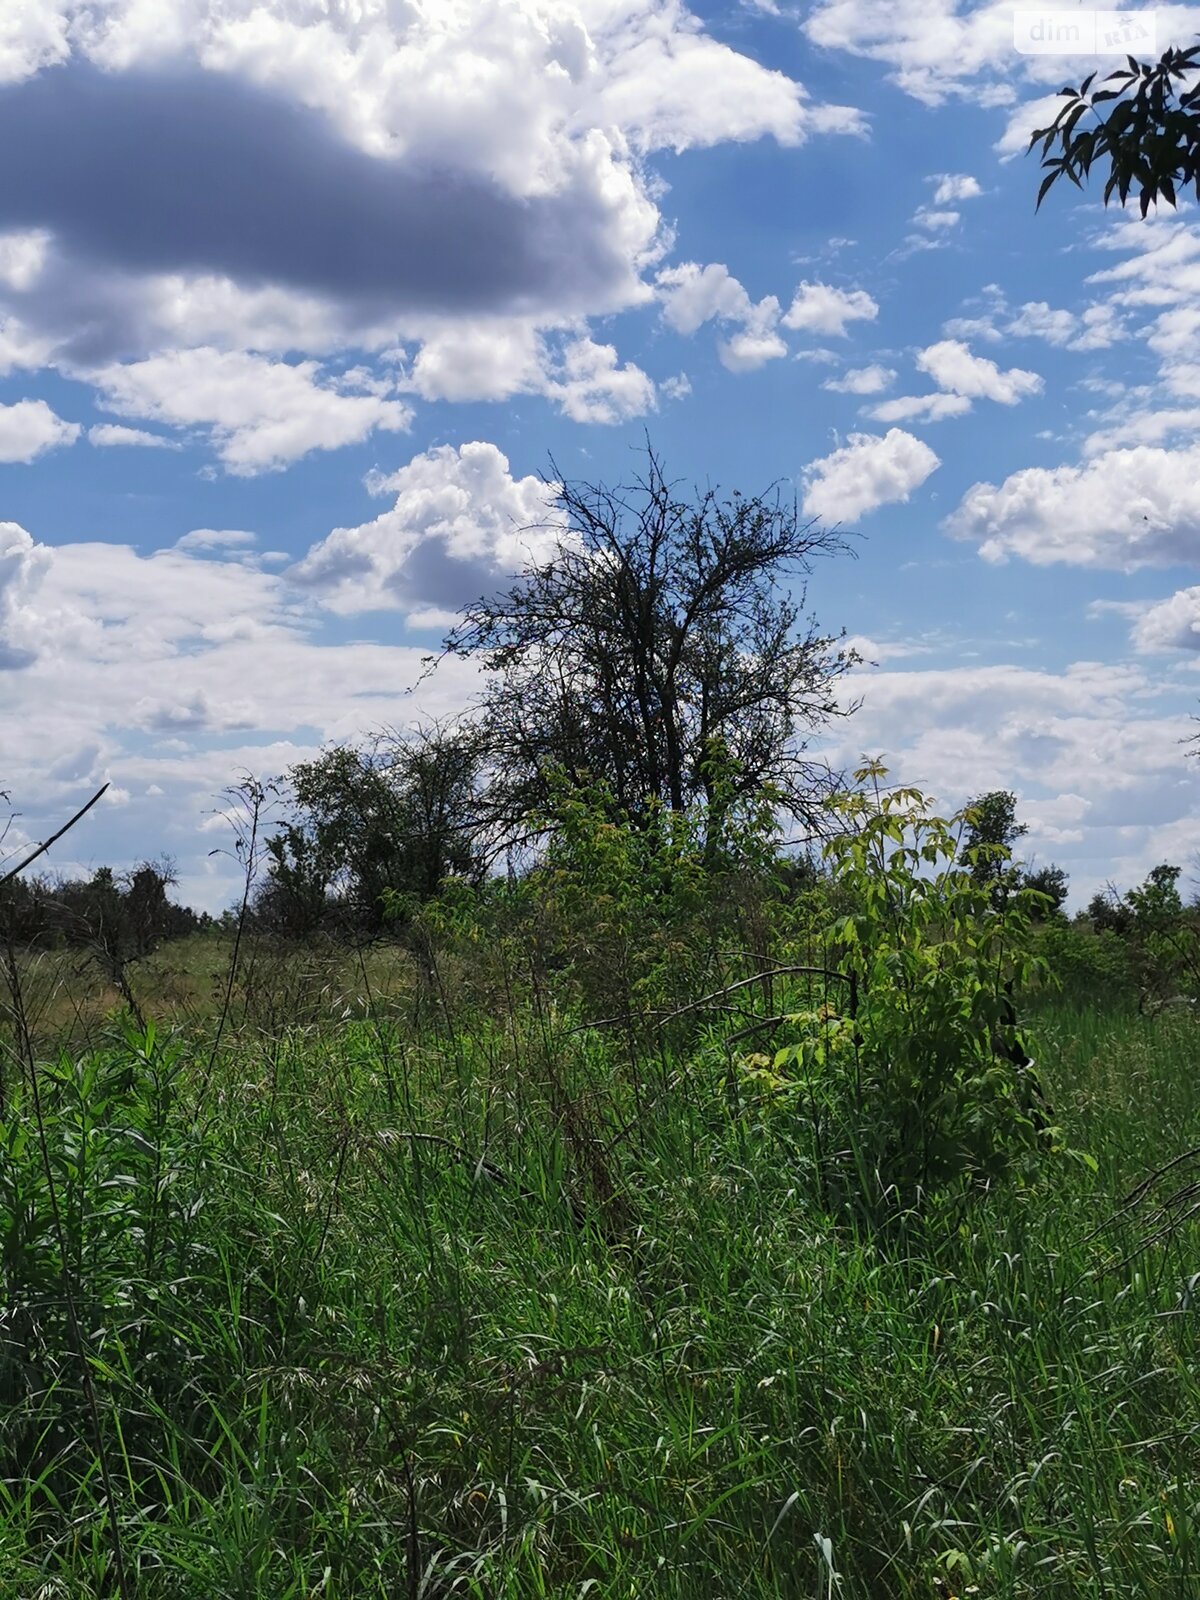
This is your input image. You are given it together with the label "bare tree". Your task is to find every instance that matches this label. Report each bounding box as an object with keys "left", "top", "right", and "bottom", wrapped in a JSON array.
[{"left": 436, "top": 447, "right": 858, "bottom": 849}]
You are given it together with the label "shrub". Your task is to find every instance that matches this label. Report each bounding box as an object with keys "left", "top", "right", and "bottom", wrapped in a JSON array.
[
  {"left": 748, "top": 763, "right": 1062, "bottom": 1222},
  {"left": 1033, "top": 919, "right": 1137, "bottom": 1007}
]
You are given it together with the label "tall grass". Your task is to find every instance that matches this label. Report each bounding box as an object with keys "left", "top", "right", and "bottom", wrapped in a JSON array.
[{"left": 1, "top": 948, "right": 1197, "bottom": 1599}]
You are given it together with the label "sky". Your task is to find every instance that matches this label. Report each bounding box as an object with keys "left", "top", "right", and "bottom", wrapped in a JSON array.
[{"left": 3, "top": 0, "right": 1200, "bottom": 913}]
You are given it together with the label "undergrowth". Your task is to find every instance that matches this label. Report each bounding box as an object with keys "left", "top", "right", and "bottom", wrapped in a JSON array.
[{"left": 0, "top": 775, "right": 1196, "bottom": 1598}]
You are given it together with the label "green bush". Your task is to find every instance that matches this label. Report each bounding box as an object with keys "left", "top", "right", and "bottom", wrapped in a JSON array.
[
  {"left": 1033, "top": 919, "right": 1137, "bottom": 1007},
  {"left": 744, "top": 764, "right": 1065, "bottom": 1221}
]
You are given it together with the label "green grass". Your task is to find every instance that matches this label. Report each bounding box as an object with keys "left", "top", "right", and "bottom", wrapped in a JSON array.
[
  {"left": 1, "top": 951, "right": 1198, "bottom": 1598},
  {"left": 3, "top": 932, "right": 419, "bottom": 1047}
]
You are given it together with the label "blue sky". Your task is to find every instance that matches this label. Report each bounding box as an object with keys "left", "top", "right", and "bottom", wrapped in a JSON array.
[{"left": 3, "top": 0, "right": 1200, "bottom": 911}]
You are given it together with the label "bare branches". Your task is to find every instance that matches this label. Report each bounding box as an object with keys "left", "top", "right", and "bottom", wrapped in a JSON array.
[
  {"left": 434, "top": 445, "right": 856, "bottom": 847},
  {"left": 1085, "top": 1144, "right": 1200, "bottom": 1271},
  {"left": 0, "top": 783, "right": 110, "bottom": 887}
]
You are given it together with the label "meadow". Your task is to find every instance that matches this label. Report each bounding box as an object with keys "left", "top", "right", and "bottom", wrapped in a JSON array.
[{"left": 2, "top": 793, "right": 1198, "bottom": 1600}]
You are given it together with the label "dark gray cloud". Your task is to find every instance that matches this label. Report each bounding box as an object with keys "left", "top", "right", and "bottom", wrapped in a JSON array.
[
  {"left": 0, "top": 64, "right": 640, "bottom": 345},
  {"left": 285, "top": 532, "right": 498, "bottom": 611},
  {"left": 287, "top": 537, "right": 504, "bottom": 614},
  {"left": 384, "top": 538, "right": 504, "bottom": 610}
]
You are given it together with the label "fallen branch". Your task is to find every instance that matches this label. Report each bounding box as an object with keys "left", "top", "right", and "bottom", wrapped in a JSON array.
[
  {"left": 722, "top": 1013, "right": 807, "bottom": 1052},
  {"left": 570, "top": 964, "right": 851, "bottom": 1037}
]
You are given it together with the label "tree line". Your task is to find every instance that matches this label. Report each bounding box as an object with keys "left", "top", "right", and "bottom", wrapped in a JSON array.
[
  {"left": 2, "top": 438, "right": 1196, "bottom": 975},
  {"left": 1, "top": 860, "right": 208, "bottom": 968}
]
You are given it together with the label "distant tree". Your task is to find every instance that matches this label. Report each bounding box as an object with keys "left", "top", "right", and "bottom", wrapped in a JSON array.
[
  {"left": 1082, "top": 864, "right": 1200, "bottom": 1005},
  {"left": 1125, "top": 863, "right": 1200, "bottom": 1004},
  {"left": 962, "top": 791, "right": 1068, "bottom": 916},
  {"left": 262, "top": 726, "right": 484, "bottom": 934},
  {"left": 0, "top": 785, "right": 201, "bottom": 959},
  {"left": 963, "top": 790, "right": 1026, "bottom": 871},
  {"left": 397, "top": 725, "right": 488, "bottom": 898},
  {"left": 0, "top": 870, "right": 44, "bottom": 944},
  {"left": 1088, "top": 886, "right": 1134, "bottom": 936},
  {"left": 437, "top": 447, "right": 856, "bottom": 853},
  {"left": 1088, "top": 866, "right": 1185, "bottom": 934},
  {"left": 81, "top": 865, "right": 128, "bottom": 965},
  {"left": 261, "top": 746, "right": 391, "bottom": 934},
  {"left": 0, "top": 857, "right": 199, "bottom": 1017},
  {"left": 1023, "top": 862, "right": 1071, "bottom": 917},
  {"left": 1127, "top": 862, "right": 1185, "bottom": 923},
  {"left": 1029, "top": 39, "right": 1200, "bottom": 216},
  {"left": 962, "top": 790, "right": 1028, "bottom": 901},
  {"left": 86, "top": 859, "right": 196, "bottom": 983}
]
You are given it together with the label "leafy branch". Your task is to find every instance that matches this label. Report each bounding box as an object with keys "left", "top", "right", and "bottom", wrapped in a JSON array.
[{"left": 1031, "top": 40, "right": 1200, "bottom": 216}]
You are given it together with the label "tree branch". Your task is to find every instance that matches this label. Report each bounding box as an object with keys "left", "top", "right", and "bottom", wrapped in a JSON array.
[{"left": 0, "top": 783, "right": 110, "bottom": 887}]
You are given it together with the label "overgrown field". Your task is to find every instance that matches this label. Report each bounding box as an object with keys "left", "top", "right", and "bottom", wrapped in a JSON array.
[{"left": 2, "top": 796, "right": 1199, "bottom": 1598}]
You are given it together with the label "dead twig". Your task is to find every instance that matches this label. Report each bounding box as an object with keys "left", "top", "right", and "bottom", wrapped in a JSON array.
[
  {"left": 570, "top": 964, "right": 851, "bottom": 1037},
  {"left": 1083, "top": 1143, "right": 1200, "bottom": 1272},
  {"left": 1083, "top": 1143, "right": 1200, "bottom": 1244},
  {"left": 0, "top": 783, "right": 110, "bottom": 886}
]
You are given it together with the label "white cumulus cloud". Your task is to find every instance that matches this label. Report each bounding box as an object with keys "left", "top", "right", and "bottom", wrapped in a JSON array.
[
  {"left": 0, "top": 228, "right": 49, "bottom": 291},
  {"left": 0, "top": 0, "right": 866, "bottom": 430},
  {"left": 867, "top": 391, "right": 971, "bottom": 423},
  {"left": 0, "top": 519, "right": 51, "bottom": 668},
  {"left": 1005, "top": 300, "right": 1079, "bottom": 346},
  {"left": 0, "top": 317, "right": 53, "bottom": 377},
  {"left": 912, "top": 207, "right": 961, "bottom": 231},
  {"left": 824, "top": 363, "right": 896, "bottom": 395},
  {"left": 718, "top": 304, "right": 788, "bottom": 372},
  {"left": 1131, "top": 587, "right": 1200, "bottom": 653},
  {"left": 88, "top": 423, "right": 181, "bottom": 449},
  {"left": 545, "top": 335, "right": 657, "bottom": 422},
  {"left": 174, "top": 527, "right": 258, "bottom": 553},
  {"left": 658, "top": 262, "right": 756, "bottom": 335},
  {"left": 87, "top": 347, "right": 412, "bottom": 474},
  {"left": 0, "top": 398, "right": 80, "bottom": 462},
  {"left": 932, "top": 173, "right": 981, "bottom": 204},
  {"left": 804, "top": 1, "right": 1017, "bottom": 105},
  {"left": 946, "top": 441, "right": 1200, "bottom": 568},
  {"left": 801, "top": 427, "right": 940, "bottom": 522},
  {"left": 783, "top": 280, "right": 879, "bottom": 337},
  {"left": 657, "top": 262, "right": 789, "bottom": 371},
  {"left": 916, "top": 339, "right": 1043, "bottom": 404},
  {"left": 404, "top": 319, "right": 547, "bottom": 405},
  {"left": 290, "top": 440, "right": 566, "bottom": 618}
]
